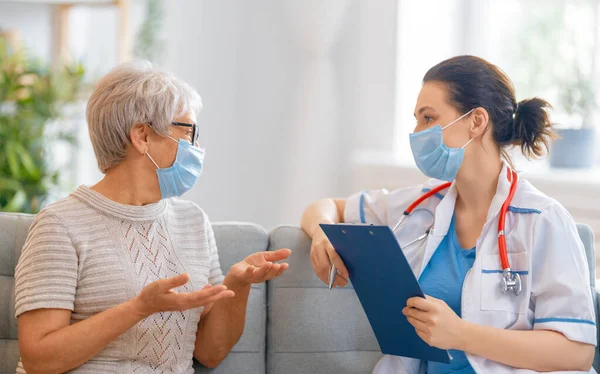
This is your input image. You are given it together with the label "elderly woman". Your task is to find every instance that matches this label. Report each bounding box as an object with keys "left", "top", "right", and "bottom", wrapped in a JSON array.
[{"left": 14, "top": 62, "right": 290, "bottom": 374}]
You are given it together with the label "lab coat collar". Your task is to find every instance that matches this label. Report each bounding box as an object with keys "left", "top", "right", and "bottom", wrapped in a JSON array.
[
  {"left": 486, "top": 161, "right": 513, "bottom": 223},
  {"left": 431, "top": 161, "right": 513, "bottom": 238},
  {"left": 431, "top": 182, "right": 457, "bottom": 238},
  {"left": 418, "top": 184, "right": 457, "bottom": 277}
]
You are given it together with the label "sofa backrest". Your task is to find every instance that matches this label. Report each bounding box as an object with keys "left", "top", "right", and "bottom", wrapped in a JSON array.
[
  {"left": 1, "top": 213, "right": 598, "bottom": 374},
  {"left": 0, "top": 213, "right": 30, "bottom": 374},
  {"left": 195, "top": 222, "right": 269, "bottom": 374},
  {"left": 577, "top": 224, "right": 600, "bottom": 371},
  {"left": 0, "top": 213, "right": 269, "bottom": 374},
  {"left": 266, "top": 226, "right": 382, "bottom": 374}
]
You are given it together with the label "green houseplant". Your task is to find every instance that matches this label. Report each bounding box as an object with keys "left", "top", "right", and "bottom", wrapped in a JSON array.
[
  {"left": 134, "top": 0, "right": 164, "bottom": 63},
  {"left": 0, "top": 38, "right": 84, "bottom": 213}
]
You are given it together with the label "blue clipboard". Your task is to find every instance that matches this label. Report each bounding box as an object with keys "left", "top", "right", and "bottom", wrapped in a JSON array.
[{"left": 320, "top": 223, "right": 450, "bottom": 364}]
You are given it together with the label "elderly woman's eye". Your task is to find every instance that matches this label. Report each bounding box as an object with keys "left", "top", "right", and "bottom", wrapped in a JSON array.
[{"left": 181, "top": 129, "right": 192, "bottom": 139}]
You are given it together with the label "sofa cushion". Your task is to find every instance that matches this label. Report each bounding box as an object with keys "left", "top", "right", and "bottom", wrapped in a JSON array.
[{"left": 266, "top": 226, "right": 382, "bottom": 374}]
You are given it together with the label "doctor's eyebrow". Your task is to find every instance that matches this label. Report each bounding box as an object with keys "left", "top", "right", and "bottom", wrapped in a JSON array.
[{"left": 414, "top": 106, "right": 436, "bottom": 118}]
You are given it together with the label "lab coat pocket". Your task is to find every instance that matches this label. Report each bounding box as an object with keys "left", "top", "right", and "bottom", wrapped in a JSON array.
[{"left": 480, "top": 252, "right": 529, "bottom": 313}]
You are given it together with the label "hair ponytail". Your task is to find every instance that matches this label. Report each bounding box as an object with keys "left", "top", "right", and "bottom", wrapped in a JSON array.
[{"left": 511, "top": 98, "right": 555, "bottom": 158}]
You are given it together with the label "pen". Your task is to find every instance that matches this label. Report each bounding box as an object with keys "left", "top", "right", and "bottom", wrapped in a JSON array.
[{"left": 328, "top": 264, "right": 337, "bottom": 290}]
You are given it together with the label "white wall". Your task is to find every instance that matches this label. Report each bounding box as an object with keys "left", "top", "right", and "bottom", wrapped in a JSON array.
[
  {"left": 0, "top": 3, "right": 53, "bottom": 59},
  {"left": 0, "top": 1, "right": 143, "bottom": 78},
  {"left": 1, "top": 0, "right": 399, "bottom": 230},
  {"left": 161, "top": 0, "right": 398, "bottom": 229}
]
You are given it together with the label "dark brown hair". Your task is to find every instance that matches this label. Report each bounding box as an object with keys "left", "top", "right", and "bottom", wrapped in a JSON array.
[{"left": 423, "top": 55, "right": 555, "bottom": 159}]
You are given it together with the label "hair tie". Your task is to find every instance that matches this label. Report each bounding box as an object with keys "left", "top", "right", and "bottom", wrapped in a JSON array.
[
  {"left": 512, "top": 103, "right": 519, "bottom": 119},
  {"left": 510, "top": 103, "right": 519, "bottom": 141}
]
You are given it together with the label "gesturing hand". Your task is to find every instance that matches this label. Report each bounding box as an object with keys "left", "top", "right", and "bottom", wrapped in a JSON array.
[
  {"left": 133, "top": 273, "right": 235, "bottom": 318},
  {"left": 227, "top": 248, "right": 291, "bottom": 285}
]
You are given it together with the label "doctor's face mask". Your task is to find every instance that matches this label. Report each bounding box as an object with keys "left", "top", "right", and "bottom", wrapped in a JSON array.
[{"left": 410, "top": 82, "right": 475, "bottom": 181}]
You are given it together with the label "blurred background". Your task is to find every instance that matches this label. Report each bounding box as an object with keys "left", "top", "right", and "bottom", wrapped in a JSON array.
[{"left": 0, "top": 0, "right": 599, "bottom": 254}]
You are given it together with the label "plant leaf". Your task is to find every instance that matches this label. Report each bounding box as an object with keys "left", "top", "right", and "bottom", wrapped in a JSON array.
[
  {"left": 14, "top": 142, "right": 41, "bottom": 179},
  {"left": 0, "top": 177, "right": 22, "bottom": 192},
  {"left": 2, "top": 189, "right": 27, "bottom": 212},
  {"left": 5, "top": 141, "right": 21, "bottom": 178}
]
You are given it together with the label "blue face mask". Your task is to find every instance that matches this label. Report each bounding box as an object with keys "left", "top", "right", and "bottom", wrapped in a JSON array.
[
  {"left": 409, "top": 109, "right": 474, "bottom": 181},
  {"left": 146, "top": 137, "right": 205, "bottom": 199}
]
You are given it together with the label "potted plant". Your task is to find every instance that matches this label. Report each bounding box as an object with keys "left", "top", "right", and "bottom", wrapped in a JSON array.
[
  {"left": 508, "top": 0, "right": 599, "bottom": 169},
  {"left": 0, "top": 37, "right": 84, "bottom": 213},
  {"left": 548, "top": 0, "right": 599, "bottom": 169},
  {"left": 549, "top": 65, "right": 598, "bottom": 169}
]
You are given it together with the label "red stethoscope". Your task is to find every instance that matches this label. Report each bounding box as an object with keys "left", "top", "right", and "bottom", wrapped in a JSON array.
[{"left": 391, "top": 167, "right": 522, "bottom": 295}]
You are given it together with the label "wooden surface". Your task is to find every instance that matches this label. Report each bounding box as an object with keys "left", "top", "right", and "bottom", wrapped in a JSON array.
[
  {"left": 116, "top": 0, "right": 131, "bottom": 63},
  {"left": 52, "top": 4, "right": 72, "bottom": 66},
  {"left": 5, "top": 0, "right": 130, "bottom": 66},
  {"left": 0, "top": 29, "right": 22, "bottom": 50},
  {"left": 0, "top": 0, "right": 117, "bottom": 4}
]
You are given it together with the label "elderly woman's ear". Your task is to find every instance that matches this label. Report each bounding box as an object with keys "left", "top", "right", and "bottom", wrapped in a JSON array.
[{"left": 130, "top": 123, "right": 151, "bottom": 155}]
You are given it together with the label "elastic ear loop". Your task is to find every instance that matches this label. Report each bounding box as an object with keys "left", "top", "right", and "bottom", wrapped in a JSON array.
[
  {"left": 461, "top": 137, "right": 475, "bottom": 149},
  {"left": 441, "top": 108, "right": 477, "bottom": 149},
  {"left": 146, "top": 152, "right": 160, "bottom": 169},
  {"left": 146, "top": 135, "right": 180, "bottom": 169},
  {"left": 442, "top": 108, "right": 475, "bottom": 130}
]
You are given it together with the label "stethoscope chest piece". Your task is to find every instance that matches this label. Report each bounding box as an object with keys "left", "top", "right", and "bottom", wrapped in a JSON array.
[{"left": 501, "top": 269, "right": 522, "bottom": 296}]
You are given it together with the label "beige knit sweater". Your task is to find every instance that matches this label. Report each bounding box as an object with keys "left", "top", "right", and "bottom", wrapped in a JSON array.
[{"left": 14, "top": 186, "right": 224, "bottom": 373}]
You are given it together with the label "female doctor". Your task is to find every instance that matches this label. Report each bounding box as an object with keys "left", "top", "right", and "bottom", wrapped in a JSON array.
[{"left": 301, "top": 55, "right": 596, "bottom": 373}]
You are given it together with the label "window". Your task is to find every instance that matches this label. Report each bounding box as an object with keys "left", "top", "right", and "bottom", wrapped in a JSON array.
[
  {"left": 394, "top": 0, "right": 465, "bottom": 164},
  {"left": 394, "top": 0, "right": 600, "bottom": 170}
]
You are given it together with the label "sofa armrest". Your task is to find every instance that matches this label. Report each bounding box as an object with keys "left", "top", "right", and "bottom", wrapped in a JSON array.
[{"left": 594, "top": 291, "right": 600, "bottom": 373}]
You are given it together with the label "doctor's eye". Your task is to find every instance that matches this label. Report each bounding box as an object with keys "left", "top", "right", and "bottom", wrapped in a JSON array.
[{"left": 424, "top": 115, "right": 433, "bottom": 124}]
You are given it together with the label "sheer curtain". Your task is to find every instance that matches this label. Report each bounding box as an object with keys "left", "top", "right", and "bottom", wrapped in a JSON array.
[{"left": 279, "top": 1, "right": 350, "bottom": 223}]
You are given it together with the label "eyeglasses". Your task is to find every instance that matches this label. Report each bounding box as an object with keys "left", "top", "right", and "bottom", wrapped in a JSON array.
[{"left": 171, "top": 122, "right": 199, "bottom": 145}]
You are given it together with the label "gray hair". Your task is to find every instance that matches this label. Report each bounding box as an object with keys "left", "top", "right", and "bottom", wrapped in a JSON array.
[{"left": 86, "top": 61, "right": 202, "bottom": 173}]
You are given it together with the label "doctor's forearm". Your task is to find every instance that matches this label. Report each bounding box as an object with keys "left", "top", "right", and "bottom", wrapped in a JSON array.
[
  {"left": 459, "top": 321, "right": 594, "bottom": 371},
  {"left": 301, "top": 198, "right": 346, "bottom": 238}
]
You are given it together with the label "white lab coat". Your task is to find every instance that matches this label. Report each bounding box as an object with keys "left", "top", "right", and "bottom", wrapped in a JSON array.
[{"left": 344, "top": 163, "right": 597, "bottom": 374}]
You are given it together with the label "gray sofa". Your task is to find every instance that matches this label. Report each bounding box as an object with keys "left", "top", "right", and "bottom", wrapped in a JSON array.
[{"left": 0, "top": 213, "right": 599, "bottom": 373}]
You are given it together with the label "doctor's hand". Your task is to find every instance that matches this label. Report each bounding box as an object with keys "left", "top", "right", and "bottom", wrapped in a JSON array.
[
  {"left": 403, "top": 295, "right": 466, "bottom": 350},
  {"left": 309, "top": 228, "right": 348, "bottom": 288},
  {"left": 227, "top": 249, "right": 291, "bottom": 285}
]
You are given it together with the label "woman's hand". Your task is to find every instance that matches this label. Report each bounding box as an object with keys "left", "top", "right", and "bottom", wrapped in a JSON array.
[
  {"left": 227, "top": 248, "right": 291, "bottom": 285},
  {"left": 309, "top": 228, "right": 348, "bottom": 288},
  {"left": 403, "top": 295, "right": 466, "bottom": 350},
  {"left": 133, "top": 274, "right": 235, "bottom": 318}
]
